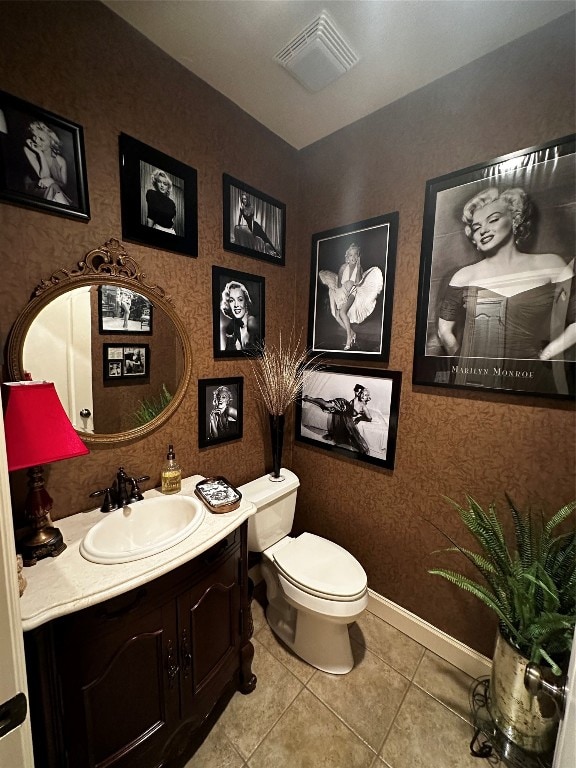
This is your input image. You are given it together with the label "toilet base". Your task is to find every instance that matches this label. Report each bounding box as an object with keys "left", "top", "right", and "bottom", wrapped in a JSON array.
[
  {"left": 260, "top": 544, "right": 367, "bottom": 675},
  {"left": 267, "top": 603, "right": 356, "bottom": 675}
]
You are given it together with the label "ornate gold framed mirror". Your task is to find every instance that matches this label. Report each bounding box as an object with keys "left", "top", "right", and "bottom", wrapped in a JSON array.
[{"left": 7, "top": 238, "right": 192, "bottom": 445}]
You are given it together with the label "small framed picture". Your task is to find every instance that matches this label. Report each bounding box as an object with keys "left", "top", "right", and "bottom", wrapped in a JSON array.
[
  {"left": 98, "top": 286, "right": 153, "bottom": 334},
  {"left": 0, "top": 89, "right": 90, "bottom": 220},
  {"left": 413, "top": 134, "right": 575, "bottom": 399},
  {"left": 308, "top": 214, "right": 398, "bottom": 361},
  {"left": 223, "top": 174, "right": 285, "bottom": 265},
  {"left": 198, "top": 377, "right": 243, "bottom": 448},
  {"left": 103, "top": 344, "right": 150, "bottom": 381},
  {"left": 212, "top": 265, "right": 265, "bottom": 358},
  {"left": 119, "top": 133, "right": 197, "bottom": 257},
  {"left": 296, "top": 365, "right": 402, "bottom": 470}
]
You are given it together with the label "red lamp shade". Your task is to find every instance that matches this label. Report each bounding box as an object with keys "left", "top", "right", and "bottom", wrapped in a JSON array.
[{"left": 3, "top": 381, "right": 89, "bottom": 470}]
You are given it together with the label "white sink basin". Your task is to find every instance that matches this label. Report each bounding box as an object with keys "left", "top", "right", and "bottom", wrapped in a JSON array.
[{"left": 80, "top": 495, "right": 205, "bottom": 564}]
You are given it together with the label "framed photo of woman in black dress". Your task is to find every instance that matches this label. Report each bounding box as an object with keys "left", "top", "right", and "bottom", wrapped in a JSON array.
[
  {"left": 0, "top": 89, "right": 89, "bottom": 220},
  {"left": 212, "top": 266, "right": 265, "bottom": 359},
  {"left": 223, "top": 174, "right": 285, "bottom": 265},
  {"left": 119, "top": 133, "right": 197, "bottom": 257},
  {"left": 296, "top": 365, "right": 402, "bottom": 471},
  {"left": 413, "top": 134, "right": 575, "bottom": 400}
]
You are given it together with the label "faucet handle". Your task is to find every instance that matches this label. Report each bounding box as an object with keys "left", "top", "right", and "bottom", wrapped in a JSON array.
[
  {"left": 128, "top": 475, "right": 151, "bottom": 503},
  {"left": 89, "top": 487, "right": 118, "bottom": 513}
]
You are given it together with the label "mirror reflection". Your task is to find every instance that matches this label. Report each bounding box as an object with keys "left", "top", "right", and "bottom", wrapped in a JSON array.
[
  {"left": 8, "top": 238, "right": 192, "bottom": 445},
  {"left": 22, "top": 285, "right": 183, "bottom": 436}
]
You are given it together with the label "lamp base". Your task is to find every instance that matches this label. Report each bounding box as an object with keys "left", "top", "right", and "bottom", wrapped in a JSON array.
[
  {"left": 18, "top": 464, "right": 67, "bottom": 566},
  {"left": 19, "top": 525, "right": 66, "bottom": 567}
]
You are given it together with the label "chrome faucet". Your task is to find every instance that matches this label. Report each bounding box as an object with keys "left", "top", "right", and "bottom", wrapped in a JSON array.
[{"left": 89, "top": 467, "right": 150, "bottom": 512}]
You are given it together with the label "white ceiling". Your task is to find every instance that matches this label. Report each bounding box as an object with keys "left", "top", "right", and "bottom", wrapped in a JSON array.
[{"left": 104, "top": 0, "right": 575, "bottom": 150}]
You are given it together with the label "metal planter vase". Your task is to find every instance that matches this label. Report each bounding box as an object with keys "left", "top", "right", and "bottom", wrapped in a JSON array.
[{"left": 488, "top": 631, "right": 560, "bottom": 755}]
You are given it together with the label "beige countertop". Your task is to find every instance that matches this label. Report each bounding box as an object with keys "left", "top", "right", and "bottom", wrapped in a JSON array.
[{"left": 19, "top": 474, "right": 255, "bottom": 631}]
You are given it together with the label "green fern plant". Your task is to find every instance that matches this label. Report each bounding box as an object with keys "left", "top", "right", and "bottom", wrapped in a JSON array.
[
  {"left": 428, "top": 495, "right": 576, "bottom": 675},
  {"left": 133, "top": 384, "right": 173, "bottom": 427}
]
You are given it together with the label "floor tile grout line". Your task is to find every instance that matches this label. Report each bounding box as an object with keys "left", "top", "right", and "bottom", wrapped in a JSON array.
[
  {"left": 411, "top": 645, "right": 427, "bottom": 681},
  {"left": 245, "top": 686, "right": 311, "bottom": 764},
  {"left": 378, "top": 674, "right": 415, "bottom": 758},
  {"left": 305, "top": 655, "right": 413, "bottom": 759},
  {"left": 235, "top": 636, "right": 308, "bottom": 762},
  {"left": 190, "top": 605, "right": 478, "bottom": 767},
  {"left": 252, "top": 611, "right": 479, "bottom": 763},
  {"left": 304, "top": 684, "right": 380, "bottom": 758},
  {"left": 227, "top": 731, "right": 253, "bottom": 768},
  {"left": 410, "top": 679, "right": 476, "bottom": 727},
  {"left": 253, "top": 626, "right": 319, "bottom": 684},
  {"left": 348, "top": 634, "right": 426, "bottom": 684},
  {"left": 253, "top": 622, "right": 424, "bottom": 757}
]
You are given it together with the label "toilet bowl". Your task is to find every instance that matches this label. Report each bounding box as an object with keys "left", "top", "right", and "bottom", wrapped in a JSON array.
[{"left": 239, "top": 469, "right": 368, "bottom": 674}]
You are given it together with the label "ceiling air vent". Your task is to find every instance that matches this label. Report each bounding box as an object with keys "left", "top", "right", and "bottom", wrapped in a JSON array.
[{"left": 274, "top": 11, "right": 359, "bottom": 92}]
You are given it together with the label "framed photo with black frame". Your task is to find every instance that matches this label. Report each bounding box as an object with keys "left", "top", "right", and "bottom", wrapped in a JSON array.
[
  {"left": 0, "top": 89, "right": 90, "bottom": 220},
  {"left": 119, "top": 133, "right": 197, "bottom": 257},
  {"left": 307, "top": 213, "right": 399, "bottom": 361},
  {"left": 413, "top": 134, "right": 575, "bottom": 400},
  {"left": 223, "top": 173, "right": 285, "bottom": 265},
  {"left": 198, "top": 376, "right": 243, "bottom": 448},
  {"left": 98, "top": 286, "right": 153, "bottom": 335},
  {"left": 296, "top": 365, "right": 402, "bottom": 471},
  {"left": 212, "top": 265, "right": 265, "bottom": 358},
  {"left": 103, "top": 343, "right": 150, "bottom": 381}
]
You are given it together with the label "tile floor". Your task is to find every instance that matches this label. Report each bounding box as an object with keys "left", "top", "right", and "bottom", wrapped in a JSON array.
[{"left": 185, "top": 599, "right": 486, "bottom": 768}]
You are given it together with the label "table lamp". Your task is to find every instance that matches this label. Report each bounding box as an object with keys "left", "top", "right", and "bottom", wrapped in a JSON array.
[{"left": 3, "top": 381, "right": 89, "bottom": 566}]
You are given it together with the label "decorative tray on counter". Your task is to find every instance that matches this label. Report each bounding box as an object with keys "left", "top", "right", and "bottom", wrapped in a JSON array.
[{"left": 195, "top": 477, "right": 242, "bottom": 514}]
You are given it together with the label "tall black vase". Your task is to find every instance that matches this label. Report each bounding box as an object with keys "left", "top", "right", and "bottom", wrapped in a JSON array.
[{"left": 269, "top": 413, "right": 285, "bottom": 481}]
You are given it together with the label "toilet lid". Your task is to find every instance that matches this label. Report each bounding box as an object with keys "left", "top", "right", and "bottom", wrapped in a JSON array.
[{"left": 273, "top": 533, "right": 367, "bottom": 599}]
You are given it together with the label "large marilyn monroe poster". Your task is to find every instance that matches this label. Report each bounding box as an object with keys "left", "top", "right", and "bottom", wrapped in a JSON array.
[{"left": 413, "top": 134, "right": 575, "bottom": 400}]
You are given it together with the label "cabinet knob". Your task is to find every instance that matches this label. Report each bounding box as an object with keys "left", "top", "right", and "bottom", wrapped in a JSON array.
[
  {"left": 181, "top": 629, "right": 192, "bottom": 679},
  {"left": 166, "top": 639, "right": 179, "bottom": 688}
]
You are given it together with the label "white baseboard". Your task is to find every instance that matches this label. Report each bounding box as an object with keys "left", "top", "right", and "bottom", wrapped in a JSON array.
[
  {"left": 248, "top": 567, "right": 491, "bottom": 680},
  {"left": 368, "top": 589, "right": 491, "bottom": 680}
]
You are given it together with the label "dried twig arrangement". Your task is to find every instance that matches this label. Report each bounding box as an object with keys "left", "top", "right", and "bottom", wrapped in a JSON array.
[{"left": 249, "top": 330, "right": 322, "bottom": 416}]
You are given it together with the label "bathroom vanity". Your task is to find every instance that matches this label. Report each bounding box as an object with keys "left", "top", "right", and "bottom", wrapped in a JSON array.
[{"left": 20, "top": 476, "right": 257, "bottom": 768}]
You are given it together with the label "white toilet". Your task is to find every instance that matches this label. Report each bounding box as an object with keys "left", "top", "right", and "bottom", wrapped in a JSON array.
[{"left": 239, "top": 468, "right": 368, "bottom": 674}]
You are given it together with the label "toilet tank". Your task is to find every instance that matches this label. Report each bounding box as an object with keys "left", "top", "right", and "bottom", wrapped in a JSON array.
[{"left": 238, "top": 469, "right": 300, "bottom": 552}]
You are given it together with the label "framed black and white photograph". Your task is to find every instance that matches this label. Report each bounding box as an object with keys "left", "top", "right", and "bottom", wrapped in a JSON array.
[
  {"left": 223, "top": 174, "right": 285, "bottom": 265},
  {"left": 198, "top": 376, "right": 243, "bottom": 448},
  {"left": 296, "top": 365, "right": 402, "bottom": 471},
  {"left": 212, "top": 265, "right": 265, "bottom": 358},
  {"left": 119, "top": 133, "right": 197, "bottom": 257},
  {"left": 0, "top": 89, "right": 89, "bottom": 220},
  {"left": 413, "top": 134, "right": 575, "bottom": 400},
  {"left": 103, "top": 343, "right": 150, "bottom": 381},
  {"left": 308, "top": 214, "right": 399, "bottom": 361},
  {"left": 98, "top": 286, "right": 153, "bottom": 334}
]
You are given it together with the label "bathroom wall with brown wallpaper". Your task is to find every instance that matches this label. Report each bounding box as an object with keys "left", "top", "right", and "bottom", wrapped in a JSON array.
[
  {"left": 0, "top": 2, "right": 574, "bottom": 661},
  {"left": 0, "top": 1, "right": 300, "bottom": 521},
  {"left": 292, "top": 14, "right": 576, "bottom": 657}
]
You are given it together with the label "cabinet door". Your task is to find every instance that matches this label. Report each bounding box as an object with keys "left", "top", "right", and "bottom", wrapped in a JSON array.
[
  {"left": 178, "top": 544, "right": 241, "bottom": 718},
  {"left": 56, "top": 594, "right": 180, "bottom": 768}
]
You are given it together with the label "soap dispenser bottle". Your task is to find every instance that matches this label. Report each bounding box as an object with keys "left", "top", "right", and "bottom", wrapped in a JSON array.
[{"left": 161, "top": 444, "right": 181, "bottom": 495}]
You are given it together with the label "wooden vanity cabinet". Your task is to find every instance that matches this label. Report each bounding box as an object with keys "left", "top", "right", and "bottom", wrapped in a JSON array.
[{"left": 24, "top": 523, "right": 256, "bottom": 768}]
